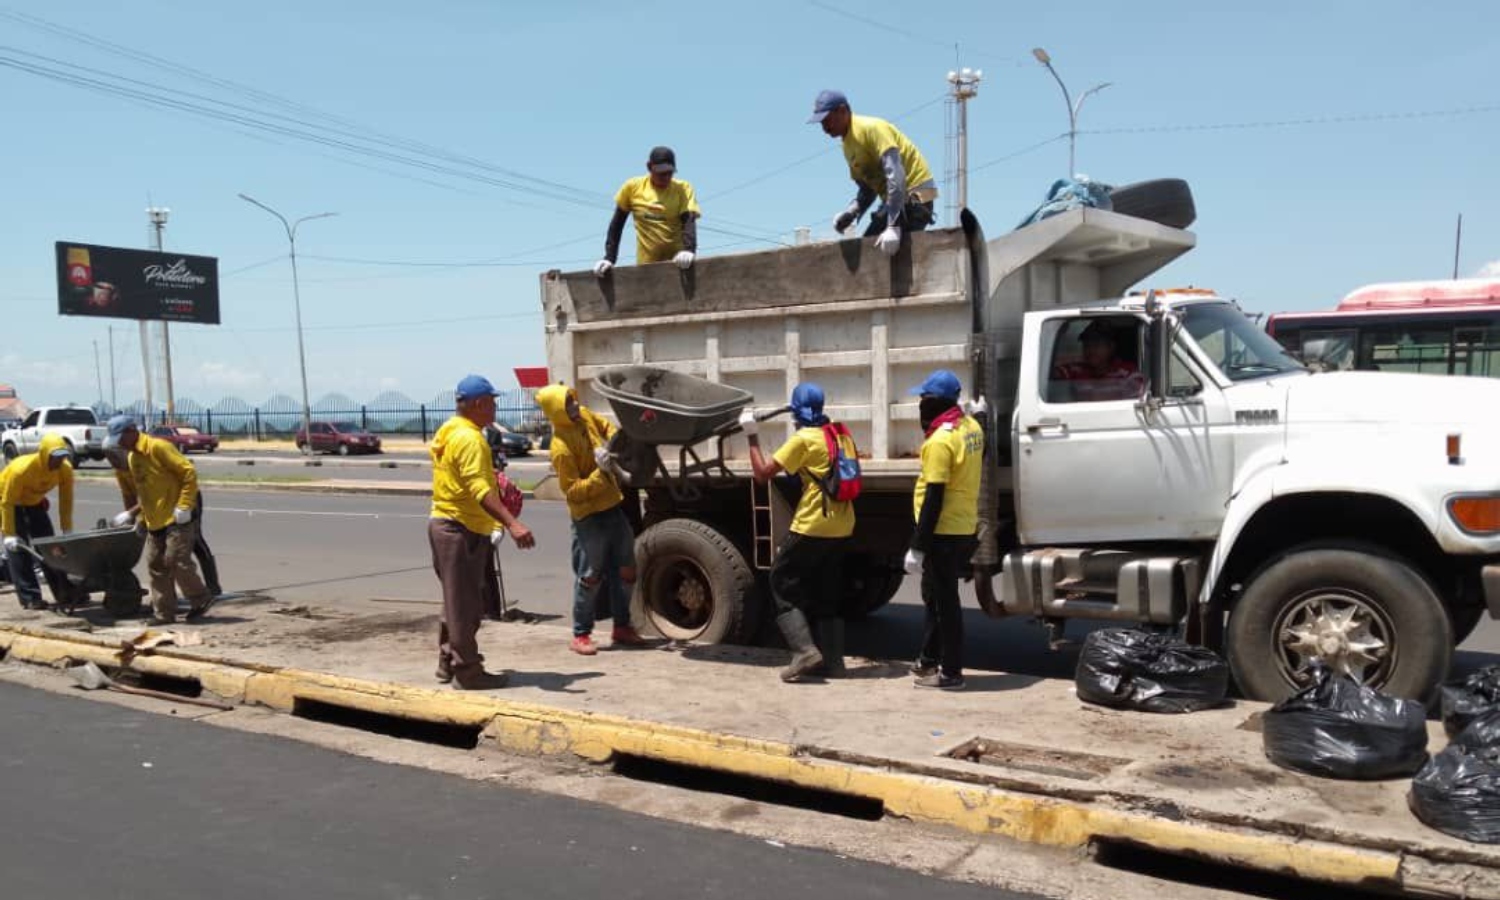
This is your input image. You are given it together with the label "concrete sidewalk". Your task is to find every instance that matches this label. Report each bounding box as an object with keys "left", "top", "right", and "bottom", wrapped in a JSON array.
[{"left": 0, "top": 596, "right": 1496, "bottom": 897}]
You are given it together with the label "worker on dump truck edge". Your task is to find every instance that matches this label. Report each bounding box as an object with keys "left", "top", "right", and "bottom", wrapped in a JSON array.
[
  {"left": 741, "top": 383, "right": 855, "bottom": 683},
  {"left": 905, "top": 370, "right": 983, "bottom": 690},
  {"left": 429, "top": 375, "right": 537, "bottom": 690},
  {"left": 103, "top": 415, "right": 212, "bottom": 625},
  {"left": 594, "top": 146, "right": 701, "bottom": 277},
  {"left": 104, "top": 447, "right": 222, "bottom": 598},
  {"left": 808, "top": 89, "right": 937, "bottom": 258},
  {"left": 0, "top": 433, "right": 75, "bottom": 610},
  {"left": 536, "top": 383, "right": 649, "bottom": 655}
]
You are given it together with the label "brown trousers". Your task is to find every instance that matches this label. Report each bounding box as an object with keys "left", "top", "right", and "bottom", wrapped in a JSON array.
[
  {"left": 145, "top": 521, "right": 209, "bottom": 620},
  {"left": 428, "top": 518, "right": 488, "bottom": 674}
]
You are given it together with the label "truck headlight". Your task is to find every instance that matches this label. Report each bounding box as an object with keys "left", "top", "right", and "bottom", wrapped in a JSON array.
[{"left": 1448, "top": 495, "right": 1500, "bottom": 534}]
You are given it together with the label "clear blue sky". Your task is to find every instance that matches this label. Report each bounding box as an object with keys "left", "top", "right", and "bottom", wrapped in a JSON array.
[{"left": 2, "top": 0, "right": 1497, "bottom": 409}]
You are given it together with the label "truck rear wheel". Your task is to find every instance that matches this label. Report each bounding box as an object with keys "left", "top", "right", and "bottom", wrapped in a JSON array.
[
  {"left": 2, "top": 442, "right": 16, "bottom": 461},
  {"left": 840, "top": 553, "right": 903, "bottom": 619},
  {"left": 1226, "top": 546, "right": 1452, "bottom": 703},
  {"left": 634, "top": 519, "right": 760, "bottom": 643}
]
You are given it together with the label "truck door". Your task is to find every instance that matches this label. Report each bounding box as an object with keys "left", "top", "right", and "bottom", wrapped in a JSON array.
[
  {"left": 1013, "top": 312, "right": 1234, "bottom": 543},
  {"left": 18, "top": 411, "right": 40, "bottom": 451}
]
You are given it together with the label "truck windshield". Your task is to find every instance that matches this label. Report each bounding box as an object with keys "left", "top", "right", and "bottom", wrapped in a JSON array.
[{"left": 1181, "top": 303, "right": 1306, "bottom": 382}]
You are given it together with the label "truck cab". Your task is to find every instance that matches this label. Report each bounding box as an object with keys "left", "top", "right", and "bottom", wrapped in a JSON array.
[{"left": 2, "top": 406, "right": 105, "bottom": 462}]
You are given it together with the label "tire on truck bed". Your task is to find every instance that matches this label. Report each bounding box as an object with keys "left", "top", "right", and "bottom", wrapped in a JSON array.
[{"left": 1108, "top": 178, "right": 1197, "bottom": 229}]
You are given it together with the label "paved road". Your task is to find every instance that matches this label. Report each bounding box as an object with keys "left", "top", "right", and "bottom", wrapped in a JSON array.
[
  {"left": 72, "top": 450, "right": 552, "bottom": 485},
  {"left": 0, "top": 682, "right": 1038, "bottom": 900},
  {"left": 57, "top": 482, "right": 1500, "bottom": 679}
]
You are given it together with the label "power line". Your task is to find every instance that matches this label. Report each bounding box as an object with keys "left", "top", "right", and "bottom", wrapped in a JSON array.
[
  {"left": 1081, "top": 103, "right": 1500, "bottom": 136},
  {"left": 804, "top": 0, "right": 1020, "bottom": 65},
  {"left": 969, "top": 134, "right": 1068, "bottom": 173}
]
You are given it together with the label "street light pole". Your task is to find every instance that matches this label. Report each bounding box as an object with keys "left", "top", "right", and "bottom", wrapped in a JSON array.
[
  {"left": 1031, "top": 48, "right": 1112, "bottom": 177},
  {"left": 237, "top": 194, "right": 337, "bottom": 454}
]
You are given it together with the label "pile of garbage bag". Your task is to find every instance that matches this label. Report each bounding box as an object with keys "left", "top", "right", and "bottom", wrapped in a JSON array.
[
  {"left": 1411, "top": 711, "right": 1500, "bottom": 844},
  {"left": 1440, "top": 665, "right": 1500, "bottom": 739},
  {"left": 1075, "top": 628, "right": 1229, "bottom": 714},
  {"left": 1263, "top": 665, "right": 1428, "bottom": 780}
]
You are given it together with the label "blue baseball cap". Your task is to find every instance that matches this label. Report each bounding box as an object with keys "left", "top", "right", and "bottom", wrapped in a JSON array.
[
  {"left": 102, "top": 414, "right": 139, "bottom": 450},
  {"left": 909, "top": 369, "right": 962, "bottom": 401},
  {"left": 455, "top": 374, "right": 501, "bottom": 402},
  {"left": 807, "top": 89, "right": 849, "bottom": 123}
]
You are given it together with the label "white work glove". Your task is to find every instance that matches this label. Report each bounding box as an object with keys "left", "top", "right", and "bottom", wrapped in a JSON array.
[
  {"left": 672, "top": 251, "right": 695, "bottom": 270},
  {"left": 593, "top": 446, "right": 612, "bottom": 471},
  {"left": 903, "top": 549, "right": 925, "bottom": 575},
  {"left": 173, "top": 507, "right": 192, "bottom": 526},
  {"left": 111, "top": 511, "right": 134, "bottom": 528},
  {"left": 490, "top": 529, "right": 507, "bottom": 548},
  {"left": 833, "top": 210, "right": 857, "bottom": 234},
  {"left": 874, "top": 226, "right": 903, "bottom": 257},
  {"left": 737, "top": 409, "right": 758, "bottom": 437},
  {"left": 2, "top": 536, "right": 18, "bottom": 553},
  {"left": 966, "top": 395, "right": 989, "bottom": 417},
  {"left": 593, "top": 259, "right": 613, "bottom": 278}
]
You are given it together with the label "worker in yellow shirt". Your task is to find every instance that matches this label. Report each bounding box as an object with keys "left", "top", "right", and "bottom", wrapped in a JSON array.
[
  {"left": 594, "top": 146, "right": 701, "bottom": 276},
  {"left": 904, "top": 370, "right": 984, "bottom": 690},
  {"left": 0, "top": 433, "right": 75, "bottom": 610},
  {"left": 103, "top": 415, "right": 211, "bottom": 624},
  {"left": 429, "top": 375, "right": 537, "bottom": 690},
  {"left": 808, "top": 89, "right": 938, "bottom": 257},
  {"left": 741, "top": 383, "right": 856, "bottom": 683}
]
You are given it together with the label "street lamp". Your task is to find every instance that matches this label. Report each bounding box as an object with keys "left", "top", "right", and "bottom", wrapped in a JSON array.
[
  {"left": 1031, "top": 47, "right": 1112, "bottom": 177},
  {"left": 237, "top": 194, "right": 337, "bottom": 454}
]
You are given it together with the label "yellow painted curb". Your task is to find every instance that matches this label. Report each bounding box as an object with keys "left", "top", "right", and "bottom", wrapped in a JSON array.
[{"left": 0, "top": 624, "right": 1462, "bottom": 896}]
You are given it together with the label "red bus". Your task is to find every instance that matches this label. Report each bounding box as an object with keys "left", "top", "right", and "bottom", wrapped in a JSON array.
[{"left": 1266, "top": 278, "right": 1500, "bottom": 377}]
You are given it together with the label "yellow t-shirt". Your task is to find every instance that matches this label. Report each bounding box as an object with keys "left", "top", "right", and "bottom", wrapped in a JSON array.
[
  {"left": 772, "top": 427, "right": 855, "bottom": 539},
  {"left": 429, "top": 416, "right": 498, "bottom": 536},
  {"left": 842, "top": 114, "right": 935, "bottom": 198},
  {"left": 913, "top": 415, "right": 983, "bottom": 536},
  {"left": 614, "top": 176, "right": 701, "bottom": 264}
]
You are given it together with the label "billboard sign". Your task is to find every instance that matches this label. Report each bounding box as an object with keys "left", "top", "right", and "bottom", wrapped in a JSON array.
[{"left": 56, "top": 241, "right": 220, "bottom": 324}]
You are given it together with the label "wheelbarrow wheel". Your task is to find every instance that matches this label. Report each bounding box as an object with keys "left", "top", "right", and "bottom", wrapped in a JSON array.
[{"left": 103, "top": 572, "right": 146, "bottom": 618}]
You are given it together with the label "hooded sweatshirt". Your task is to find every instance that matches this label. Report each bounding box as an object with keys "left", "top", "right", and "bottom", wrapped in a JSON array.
[
  {"left": 537, "top": 384, "right": 623, "bottom": 521},
  {"left": 0, "top": 433, "right": 75, "bottom": 537},
  {"left": 429, "top": 415, "right": 498, "bottom": 536}
]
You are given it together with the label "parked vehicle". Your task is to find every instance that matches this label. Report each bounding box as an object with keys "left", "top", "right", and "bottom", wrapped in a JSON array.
[
  {"left": 542, "top": 207, "right": 1500, "bottom": 703},
  {"left": 148, "top": 424, "right": 220, "bottom": 454},
  {"left": 492, "top": 424, "right": 531, "bottom": 457},
  {"left": 1267, "top": 278, "right": 1500, "bottom": 376},
  {"left": 1, "top": 406, "right": 105, "bottom": 461},
  {"left": 294, "top": 421, "right": 382, "bottom": 455}
]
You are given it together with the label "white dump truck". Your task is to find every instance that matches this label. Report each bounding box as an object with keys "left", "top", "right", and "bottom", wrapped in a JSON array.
[{"left": 541, "top": 208, "right": 1500, "bottom": 701}]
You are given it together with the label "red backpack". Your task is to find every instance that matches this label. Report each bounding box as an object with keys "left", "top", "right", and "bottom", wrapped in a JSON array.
[{"left": 814, "top": 422, "right": 862, "bottom": 509}]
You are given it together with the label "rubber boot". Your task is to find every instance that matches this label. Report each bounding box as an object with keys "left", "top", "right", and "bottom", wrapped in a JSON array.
[
  {"left": 815, "top": 618, "right": 847, "bottom": 678},
  {"left": 776, "top": 609, "right": 824, "bottom": 683}
]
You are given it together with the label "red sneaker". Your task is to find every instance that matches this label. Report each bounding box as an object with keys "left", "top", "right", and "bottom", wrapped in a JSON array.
[
  {"left": 570, "top": 634, "right": 598, "bottom": 656},
  {"left": 611, "top": 625, "right": 649, "bottom": 647}
]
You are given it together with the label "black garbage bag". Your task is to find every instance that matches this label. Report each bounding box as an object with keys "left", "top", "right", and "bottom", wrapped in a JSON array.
[
  {"left": 1263, "top": 666, "right": 1428, "bottom": 780},
  {"left": 1440, "top": 665, "right": 1500, "bottom": 739},
  {"left": 1410, "top": 710, "right": 1500, "bottom": 843},
  {"left": 1074, "top": 628, "right": 1229, "bottom": 714}
]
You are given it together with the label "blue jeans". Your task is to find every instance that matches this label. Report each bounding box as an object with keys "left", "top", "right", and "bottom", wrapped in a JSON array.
[{"left": 571, "top": 505, "right": 636, "bottom": 637}]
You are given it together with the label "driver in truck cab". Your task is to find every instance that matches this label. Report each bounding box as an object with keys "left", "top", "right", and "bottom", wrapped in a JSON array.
[
  {"left": 0, "top": 433, "right": 75, "bottom": 610},
  {"left": 537, "top": 384, "right": 649, "bottom": 655},
  {"left": 1050, "top": 319, "right": 1146, "bottom": 402}
]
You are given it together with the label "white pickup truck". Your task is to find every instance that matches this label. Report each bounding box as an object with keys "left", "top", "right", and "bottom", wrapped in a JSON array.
[
  {"left": 542, "top": 208, "right": 1500, "bottom": 701},
  {"left": 1, "top": 406, "right": 106, "bottom": 462}
]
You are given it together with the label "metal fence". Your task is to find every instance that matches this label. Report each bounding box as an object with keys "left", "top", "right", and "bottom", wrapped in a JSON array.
[{"left": 93, "top": 388, "right": 545, "bottom": 442}]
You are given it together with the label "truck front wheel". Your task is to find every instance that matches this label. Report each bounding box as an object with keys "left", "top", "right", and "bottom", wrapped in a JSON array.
[
  {"left": 634, "top": 519, "right": 760, "bottom": 644},
  {"left": 1, "top": 443, "right": 15, "bottom": 461},
  {"left": 1226, "top": 546, "right": 1452, "bottom": 703}
]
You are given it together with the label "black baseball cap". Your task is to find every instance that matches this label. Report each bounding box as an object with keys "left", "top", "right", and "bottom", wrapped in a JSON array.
[{"left": 648, "top": 146, "right": 677, "bottom": 174}]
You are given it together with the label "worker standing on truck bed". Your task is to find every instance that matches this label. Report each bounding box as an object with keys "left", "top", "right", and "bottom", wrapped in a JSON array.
[
  {"left": 594, "top": 146, "right": 701, "bottom": 276},
  {"left": 0, "top": 433, "right": 75, "bottom": 610},
  {"left": 537, "top": 383, "right": 649, "bottom": 655},
  {"left": 102, "top": 415, "right": 212, "bottom": 625},
  {"left": 808, "top": 89, "right": 937, "bottom": 257},
  {"left": 741, "top": 384, "right": 855, "bottom": 683},
  {"left": 905, "top": 370, "right": 983, "bottom": 691},
  {"left": 429, "top": 376, "right": 537, "bottom": 690}
]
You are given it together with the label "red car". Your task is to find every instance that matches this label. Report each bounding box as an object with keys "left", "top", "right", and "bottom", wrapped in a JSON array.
[
  {"left": 149, "top": 424, "right": 220, "bottom": 454},
  {"left": 294, "top": 421, "right": 383, "bottom": 456}
]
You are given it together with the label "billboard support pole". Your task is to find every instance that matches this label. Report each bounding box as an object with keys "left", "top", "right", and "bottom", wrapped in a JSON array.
[{"left": 148, "top": 207, "right": 175, "bottom": 422}]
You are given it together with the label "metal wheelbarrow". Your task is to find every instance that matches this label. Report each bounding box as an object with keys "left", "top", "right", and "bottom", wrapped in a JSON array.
[
  {"left": 29, "top": 521, "right": 147, "bottom": 617},
  {"left": 592, "top": 366, "right": 756, "bottom": 500}
]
